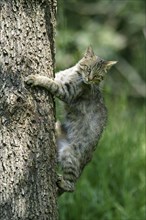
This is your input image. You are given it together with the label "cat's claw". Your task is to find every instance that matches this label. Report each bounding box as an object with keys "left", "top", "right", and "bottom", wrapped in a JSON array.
[
  {"left": 57, "top": 174, "right": 63, "bottom": 180},
  {"left": 57, "top": 174, "right": 65, "bottom": 190}
]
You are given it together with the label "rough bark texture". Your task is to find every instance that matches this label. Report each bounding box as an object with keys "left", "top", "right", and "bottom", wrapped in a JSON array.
[{"left": 0, "top": 0, "right": 58, "bottom": 219}]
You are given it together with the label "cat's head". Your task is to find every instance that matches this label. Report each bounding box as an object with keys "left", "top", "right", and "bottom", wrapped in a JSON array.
[{"left": 79, "top": 46, "right": 117, "bottom": 84}]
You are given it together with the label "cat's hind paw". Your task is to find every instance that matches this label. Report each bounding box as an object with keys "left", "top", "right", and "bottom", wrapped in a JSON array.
[{"left": 57, "top": 174, "right": 75, "bottom": 195}]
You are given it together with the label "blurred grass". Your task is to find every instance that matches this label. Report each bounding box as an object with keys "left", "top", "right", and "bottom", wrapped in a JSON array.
[
  {"left": 58, "top": 95, "right": 145, "bottom": 220},
  {"left": 56, "top": 0, "right": 146, "bottom": 219}
]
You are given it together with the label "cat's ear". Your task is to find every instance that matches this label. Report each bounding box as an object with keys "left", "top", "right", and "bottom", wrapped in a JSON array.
[
  {"left": 103, "top": 60, "right": 117, "bottom": 71},
  {"left": 84, "top": 46, "right": 95, "bottom": 58}
]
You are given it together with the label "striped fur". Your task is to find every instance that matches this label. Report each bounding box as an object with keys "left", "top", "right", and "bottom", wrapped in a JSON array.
[{"left": 25, "top": 46, "right": 117, "bottom": 195}]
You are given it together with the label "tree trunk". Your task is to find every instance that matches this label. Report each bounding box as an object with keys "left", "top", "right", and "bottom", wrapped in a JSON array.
[{"left": 0, "top": 0, "right": 58, "bottom": 219}]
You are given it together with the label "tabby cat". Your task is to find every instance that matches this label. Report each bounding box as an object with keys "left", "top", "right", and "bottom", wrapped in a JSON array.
[{"left": 25, "top": 46, "right": 117, "bottom": 195}]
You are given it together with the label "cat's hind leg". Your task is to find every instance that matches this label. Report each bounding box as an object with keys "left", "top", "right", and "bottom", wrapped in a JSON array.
[
  {"left": 56, "top": 122, "right": 80, "bottom": 194},
  {"left": 57, "top": 145, "right": 80, "bottom": 194}
]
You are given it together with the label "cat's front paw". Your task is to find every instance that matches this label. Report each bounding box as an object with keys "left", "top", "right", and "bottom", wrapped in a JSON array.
[{"left": 25, "top": 75, "right": 38, "bottom": 86}]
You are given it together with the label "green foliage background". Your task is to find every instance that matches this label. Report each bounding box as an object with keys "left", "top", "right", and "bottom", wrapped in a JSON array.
[{"left": 55, "top": 0, "right": 146, "bottom": 219}]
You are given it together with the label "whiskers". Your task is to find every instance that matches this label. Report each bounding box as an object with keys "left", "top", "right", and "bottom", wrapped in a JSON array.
[
  {"left": 91, "top": 84, "right": 98, "bottom": 96},
  {"left": 98, "top": 83, "right": 106, "bottom": 92},
  {"left": 91, "top": 84, "right": 95, "bottom": 96},
  {"left": 90, "top": 81, "right": 106, "bottom": 95}
]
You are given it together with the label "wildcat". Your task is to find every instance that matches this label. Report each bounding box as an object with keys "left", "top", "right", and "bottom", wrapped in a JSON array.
[{"left": 25, "top": 46, "right": 117, "bottom": 195}]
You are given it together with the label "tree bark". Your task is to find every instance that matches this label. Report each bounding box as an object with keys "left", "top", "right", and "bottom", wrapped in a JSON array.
[{"left": 0, "top": 0, "right": 58, "bottom": 219}]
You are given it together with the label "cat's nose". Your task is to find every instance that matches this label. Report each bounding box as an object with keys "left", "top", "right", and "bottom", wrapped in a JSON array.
[
  {"left": 85, "top": 77, "right": 89, "bottom": 82},
  {"left": 88, "top": 75, "right": 94, "bottom": 81}
]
